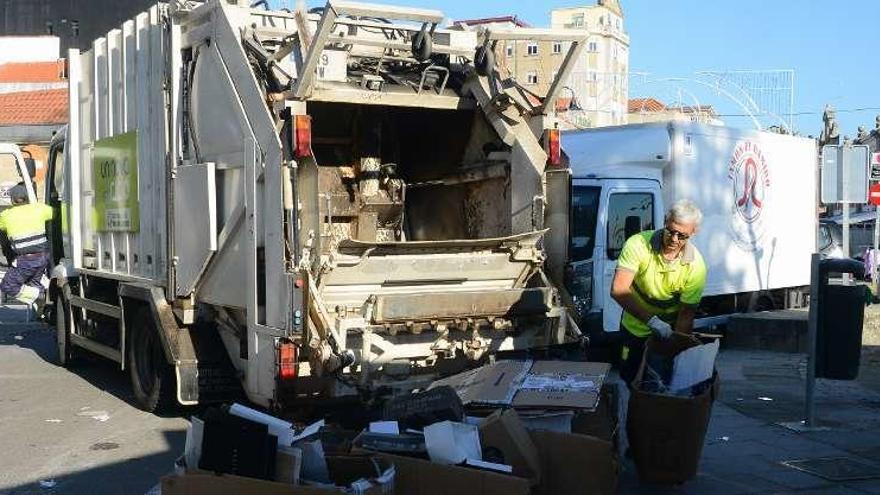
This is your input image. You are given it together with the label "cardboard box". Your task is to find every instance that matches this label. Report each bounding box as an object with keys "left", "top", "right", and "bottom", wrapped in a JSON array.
[
  {"left": 530, "top": 430, "right": 618, "bottom": 495},
  {"left": 478, "top": 410, "right": 541, "bottom": 485},
  {"left": 430, "top": 360, "right": 609, "bottom": 411},
  {"left": 163, "top": 455, "right": 394, "bottom": 495},
  {"left": 571, "top": 383, "right": 619, "bottom": 444},
  {"left": 375, "top": 452, "right": 531, "bottom": 495},
  {"left": 626, "top": 334, "right": 719, "bottom": 485}
]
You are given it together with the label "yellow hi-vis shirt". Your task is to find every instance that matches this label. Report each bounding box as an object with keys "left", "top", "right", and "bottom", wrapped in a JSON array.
[
  {"left": 616, "top": 230, "right": 707, "bottom": 338},
  {"left": 0, "top": 203, "right": 53, "bottom": 255}
]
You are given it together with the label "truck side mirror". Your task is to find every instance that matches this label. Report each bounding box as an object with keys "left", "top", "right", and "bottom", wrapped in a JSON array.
[
  {"left": 23, "top": 157, "right": 36, "bottom": 179},
  {"left": 624, "top": 215, "right": 642, "bottom": 239}
]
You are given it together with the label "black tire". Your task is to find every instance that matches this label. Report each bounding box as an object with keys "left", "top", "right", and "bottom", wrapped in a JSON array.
[
  {"left": 128, "top": 309, "right": 175, "bottom": 413},
  {"left": 54, "top": 290, "right": 78, "bottom": 367}
]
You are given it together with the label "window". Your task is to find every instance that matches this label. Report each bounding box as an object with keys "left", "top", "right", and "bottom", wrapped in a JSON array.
[
  {"left": 551, "top": 70, "right": 559, "bottom": 82},
  {"left": 570, "top": 186, "right": 601, "bottom": 262},
  {"left": 571, "top": 14, "right": 584, "bottom": 27},
  {"left": 606, "top": 193, "right": 654, "bottom": 260},
  {"left": 506, "top": 44, "right": 514, "bottom": 57},
  {"left": 590, "top": 71, "right": 598, "bottom": 82},
  {"left": 616, "top": 19, "right": 621, "bottom": 31},
  {"left": 526, "top": 71, "right": 539, "bottom": 85},
  {"left": 553, "top": 42, "right": 563, "bottom": 54},
  {"left": 588, "top": 41, "right": 598, "bottom": 52},
  {"left": 527, "top": 43, "right": 538, "bottom": 56}
]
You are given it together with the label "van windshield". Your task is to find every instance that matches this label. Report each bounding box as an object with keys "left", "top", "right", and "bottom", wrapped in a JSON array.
[{"left": 570, "top": 186, "right": 601, "bottom": 261}]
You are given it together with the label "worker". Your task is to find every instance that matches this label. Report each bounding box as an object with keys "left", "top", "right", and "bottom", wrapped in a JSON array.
[
  {"left": 0, "top": 184, "right": 53, "bottom": 308},
  {"left": 610, "top": 199, "right": 707, "bottom": 384}
]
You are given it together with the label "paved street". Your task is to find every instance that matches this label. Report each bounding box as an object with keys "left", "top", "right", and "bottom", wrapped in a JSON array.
[{"left": 0, "top": 306, "right": 186, "bottom": 495}]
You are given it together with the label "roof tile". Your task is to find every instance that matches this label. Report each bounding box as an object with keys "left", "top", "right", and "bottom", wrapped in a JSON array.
[
  {"left": 0, "top": 88, "right": 68, "bottom": 126},
  {"left": 0, "top": 60, "right": 66, "bottom": 83}
]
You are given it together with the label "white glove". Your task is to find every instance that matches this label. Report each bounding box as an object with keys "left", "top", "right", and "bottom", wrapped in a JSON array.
[{"left": 646, "top": 316, "right": 673, "bottom": 339}]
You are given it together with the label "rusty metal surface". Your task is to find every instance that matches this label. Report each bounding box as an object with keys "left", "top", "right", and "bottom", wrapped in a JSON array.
[{"left": 372, "top": 287, "right": 550, "bottom": 323}]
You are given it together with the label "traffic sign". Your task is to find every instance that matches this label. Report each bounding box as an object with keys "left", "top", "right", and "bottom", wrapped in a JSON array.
[
  {"left": 870, "top": 183, "right": 880, "bottom": 206},
  {"left": 872, "top": 152, "right": 880, "bottom": 181},
  {"left": 821, "top": 145, "right": 870, "bottom": 204}
]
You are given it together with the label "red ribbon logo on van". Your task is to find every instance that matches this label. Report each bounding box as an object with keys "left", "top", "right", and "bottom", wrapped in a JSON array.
[{"left": 728, "top": 141, "right": 770, "bottom": 224}]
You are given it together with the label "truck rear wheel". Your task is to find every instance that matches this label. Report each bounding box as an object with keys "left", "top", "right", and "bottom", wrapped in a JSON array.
[
  {"left": 128, "top": 309, "right": 175, "bottom": 413},
  {"left": 54, "top": 290, "right": 78, "bottom": 367}
]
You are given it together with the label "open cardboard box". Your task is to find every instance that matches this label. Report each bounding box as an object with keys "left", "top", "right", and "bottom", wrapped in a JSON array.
[
  {"left": 162, "top": 455, "right": 394, "bottom": 495},
  {"left": 627, "top": 334, "right": 719, "bottom": 485}
]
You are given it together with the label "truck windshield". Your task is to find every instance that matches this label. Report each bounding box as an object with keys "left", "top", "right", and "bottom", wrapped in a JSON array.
[{"left": 570, "top": 186, "right": 601, "bottom": 261}]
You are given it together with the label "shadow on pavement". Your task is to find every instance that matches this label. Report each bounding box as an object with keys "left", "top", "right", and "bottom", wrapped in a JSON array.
[{"left": 0, "top": 430, "right": 184, "bottom": 495}]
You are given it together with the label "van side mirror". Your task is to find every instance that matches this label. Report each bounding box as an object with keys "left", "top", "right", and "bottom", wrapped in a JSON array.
[
  {"left": 23, "top": 158, "right": 36, "bottom": 179},
  {"left": 624, "top": 215, "right": 642, "bottom": 239}
]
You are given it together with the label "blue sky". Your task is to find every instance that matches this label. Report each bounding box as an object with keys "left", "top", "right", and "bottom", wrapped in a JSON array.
[{"left": 272, "top": 0, "right": 880, "bottom": 137}]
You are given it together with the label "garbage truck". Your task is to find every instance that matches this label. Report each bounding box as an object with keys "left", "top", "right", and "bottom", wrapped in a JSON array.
[
  {"left": 46, "top": 0, "right": 586, "bottom": 411},
  {"left": 543, "top": 122, "right": 817, "bottom": 342}
]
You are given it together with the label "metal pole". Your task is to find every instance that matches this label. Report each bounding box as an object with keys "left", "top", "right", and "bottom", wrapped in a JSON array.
[
  {"left": 874, "top": 206, "right": 880, "bottom": 295},
  {"left": 842, "top": 147, "right": 850, "bottom": 258},
  {"left": 805, "top": 253, "right": 820, "bottom": 428}
]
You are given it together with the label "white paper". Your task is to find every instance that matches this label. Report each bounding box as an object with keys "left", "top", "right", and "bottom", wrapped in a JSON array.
[
  {"left": 669, "top": 340, "right": 719, "bottom": 392},
  {"left": 424, "top": 421, "right": 482, "bottom": 465},
  {"left": 369, "top": 421, "right": 400, "bottom": 435},
  {"left": 229, "top": 402, "right": 295, "bottom": 446},
  {"left": 184, "top": 417, "right": 204, "bottom": 470},
  {"left": 520, "top": 374, "right": 596, "bottom": 392},
  {"left": 464, "top": 459, "right": 513, "bottom": 473},
  {"left": 291, "top": 419, "right": 326, "bottom": 445}
]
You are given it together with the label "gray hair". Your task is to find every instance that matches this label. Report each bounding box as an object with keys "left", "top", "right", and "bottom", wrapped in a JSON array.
[{"left": 665, "top": 199, "right": 703, "bottom": 226}]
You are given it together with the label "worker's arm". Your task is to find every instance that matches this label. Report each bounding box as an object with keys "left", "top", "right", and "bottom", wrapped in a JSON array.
[
  {"left": 610, "top": 268, "right": 653, "bottom": 323},
  {"left": 674, "top": 304, "right": 697, "bottom": 334}
]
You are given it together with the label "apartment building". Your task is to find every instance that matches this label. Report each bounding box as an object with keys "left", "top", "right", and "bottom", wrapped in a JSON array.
[{"left": 452, "top": 1, "right": 629, "bottom": 129}]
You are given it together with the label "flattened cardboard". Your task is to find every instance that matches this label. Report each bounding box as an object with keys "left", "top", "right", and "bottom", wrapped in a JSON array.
[
  {"left": 529, "top": 430, "right": 618, "bottom": 495},
  {"left": 627, "top": 334, "right": 719, "bottom": 485},
  {"left": 168, "top": 456, "right": 393, "bottom": 495},
  {"left": 161, "top": 473, "right": 334, "bottom": 495},
  {"left": 478, "top": 410, "right": 541, "bottom": 484},
  {"left": 431, "top": 360, "right": 609, "bottom": 411},
  {"left": 375, "top": 453, "right": 530, "bottom": 495},
  {"left": 431, "top": 361, "right": 531, "bottom": 406},
  {"left": 514, "top": 361, "right": 606, "bottom": 409}
]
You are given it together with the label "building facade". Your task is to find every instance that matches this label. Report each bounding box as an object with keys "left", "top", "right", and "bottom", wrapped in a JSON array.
[
  {"left": 550, "top": 0, "right": 629, "bottom": 128},
  {"left": 0, "top": 0, "right": 155, "bottom": 53},
  {"left": 453, "top": 1, "right": 629, "bottom": 129}
]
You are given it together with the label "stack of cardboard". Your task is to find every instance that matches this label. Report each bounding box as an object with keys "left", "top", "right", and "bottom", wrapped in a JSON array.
[
  {"left": 352, "top": 359, "right": 619, "bottom": 494},
  {"left": 162, "top": 404, "right": 395, "bottom": 494},
  {"left": 160, "top": 359, "right": 619, "bottom": 494}
]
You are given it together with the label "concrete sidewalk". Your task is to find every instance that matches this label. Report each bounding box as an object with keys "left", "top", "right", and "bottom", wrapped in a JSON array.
[{"left": 619, "top": 349, "right": 880, "bottom": 494}]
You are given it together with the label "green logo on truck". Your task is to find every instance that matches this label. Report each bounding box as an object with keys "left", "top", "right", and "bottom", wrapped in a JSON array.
[{"left": 93, "top": 131, "right": 139, "bottom": 232}]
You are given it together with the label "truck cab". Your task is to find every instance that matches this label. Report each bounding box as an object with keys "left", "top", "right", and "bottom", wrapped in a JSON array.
[
  {"left": 549, "top": 122, "right": 816, "bottom": 342},
  {"left": 565, "top": 177, "right": 663, "bottom": 339},
  {"left": 0, "top": 143, "right": 39, "bottom": 264}
]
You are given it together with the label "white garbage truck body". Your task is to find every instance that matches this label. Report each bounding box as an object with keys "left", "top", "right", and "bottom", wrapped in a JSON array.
[
  {"left": 544, "top": 122, "right": 817, "bottom": 338},
  {"left": 48, "top": 0, "right": 585, "bottom": 411}
]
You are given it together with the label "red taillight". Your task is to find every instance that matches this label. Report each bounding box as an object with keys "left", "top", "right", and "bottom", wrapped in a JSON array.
[
  {"left": 294, "top": 115, "right": 312, "bottom": 159},
  {"left": 546, "top": 128, "right": 561, "bottom": 167},
  {"left": 278, "top": 340, "right": 298, "bottom": 380}
]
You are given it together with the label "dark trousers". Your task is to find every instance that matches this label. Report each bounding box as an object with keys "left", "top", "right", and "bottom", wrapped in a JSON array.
[
  {"left": 1, "top": 252, "right": 49, "bottom": 299},
  {"left": 619, "top": 329, "right": 648, "bottom": 386}
]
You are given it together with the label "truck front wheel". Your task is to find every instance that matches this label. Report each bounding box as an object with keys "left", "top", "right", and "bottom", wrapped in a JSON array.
[
  {"left": 54, "top": 290, "right": 78, "bottom": 367},
  {"left": 128, "top": 309, "right": 175, "bottom": 413}
]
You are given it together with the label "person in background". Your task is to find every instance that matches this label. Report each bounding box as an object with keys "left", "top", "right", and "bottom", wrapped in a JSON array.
[
  {"left": 0, "top": 184, "right": 53, "bottom": 310},
  {"left": 610, "top": 199, "right": 707, "bottom": 384}
]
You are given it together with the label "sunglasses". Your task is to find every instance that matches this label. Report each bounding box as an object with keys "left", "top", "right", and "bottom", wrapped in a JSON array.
[{"left": 663, "top": 227, "right": 691, "bottom": 241}]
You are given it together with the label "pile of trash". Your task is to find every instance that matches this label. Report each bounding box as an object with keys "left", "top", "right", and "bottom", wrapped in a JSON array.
[{"left": 161, "top": 359, "right": 620, "bottom": 494}]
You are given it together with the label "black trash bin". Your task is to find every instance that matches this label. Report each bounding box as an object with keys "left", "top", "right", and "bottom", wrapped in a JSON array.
[{"left": 815, "top": 258, "right": 866, "bottom": 380}]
